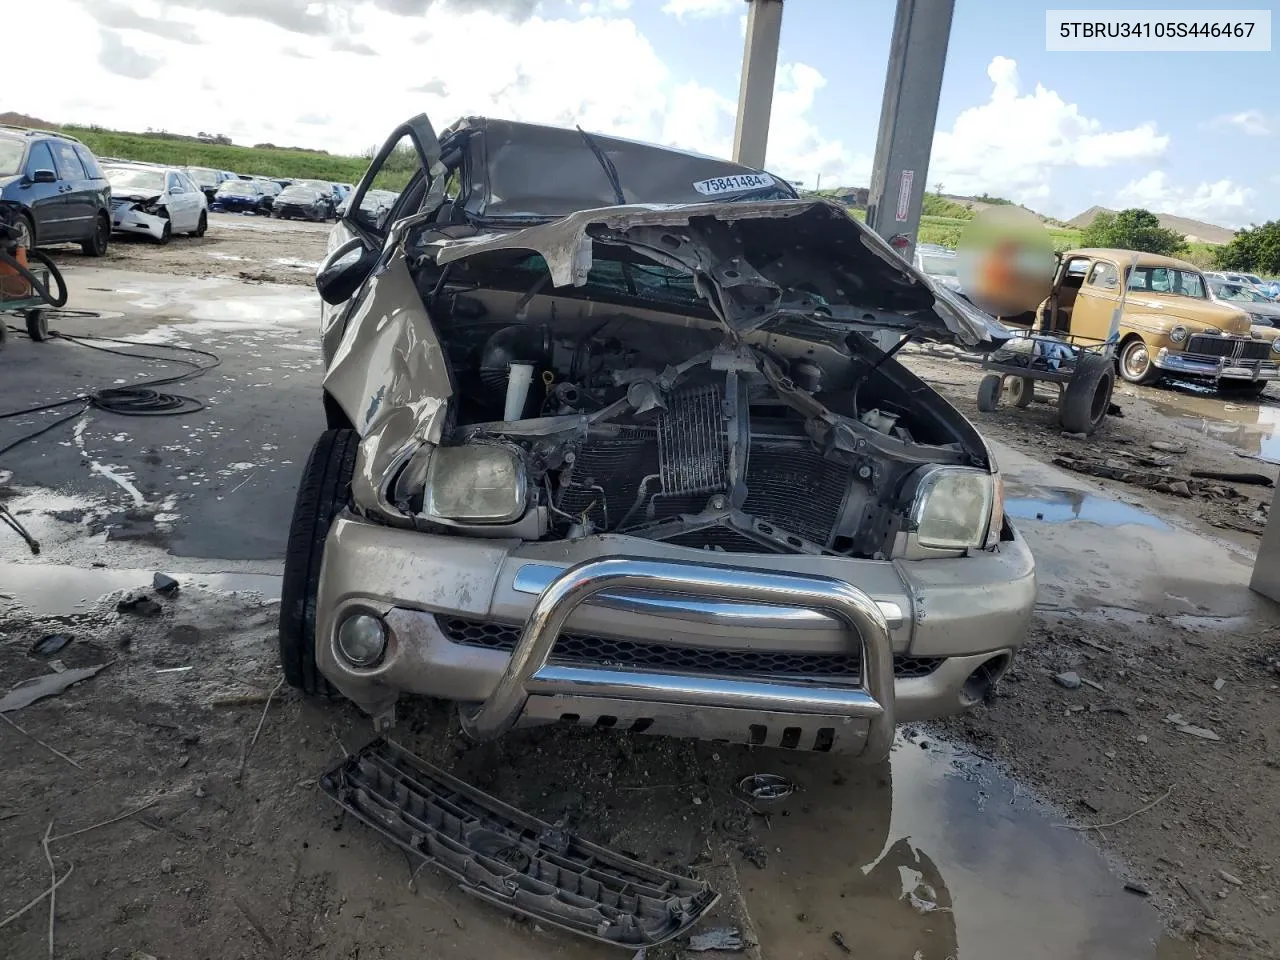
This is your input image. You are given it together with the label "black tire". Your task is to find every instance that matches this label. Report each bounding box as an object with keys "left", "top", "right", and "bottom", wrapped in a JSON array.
[
  {"left": 1007, "top": 376, "right": 1035, "bottom": 408},
  {"left": 13, "top": 212, "right": 35, "bottom": 250},
  {"left": 1220, "top": 378, "right": 1269, "bottom": 398},
  {"left": 0, "top": 321, "right": 7, "bottom": 351},
  {"left": 81, "top": 212, "right": 110, "bottom": 256},
  {"left": 976, "top": 374, "right": 1002, "bottom": 412},
  {"left": 192, "top": 211, "right": 207, "bottom": 238},
  {"left": 279, "top": 429, "right": 359, "bottom": 695},
  {"left": 1118, "top": 337, "right": 1160, "bottom": 385},
  {"left": 156, "top": 220, "right": 172, "bottom": 245},
  {"left": 25, "top": 309, "right": 49, "bottom": 341},
  {"left": 1060, "top": 354, "right": 1116, "bottom": 434}
]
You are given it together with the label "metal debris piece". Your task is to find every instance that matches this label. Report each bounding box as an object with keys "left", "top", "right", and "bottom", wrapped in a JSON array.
[
  {"left": 29, "top": 634, "right": 72, "bottom": 657},
  {"left": 1124, "top": 882, "right": 1150, "bottom": 896},
  {"left": 320, "top": 738, "right": 718, "bottom": 948},
  {"left": 117, "top": 594, "right": 162, "bottom": 617},
  {"left": 831, "top": 931, "right": 852, "bottom": 954},
  {"left": 0, "top": 663, "right": 109, "bottom": 713},
  {"left": 737, "top": 773, "right": 795, "bottom": 802},
  {"left": 1212, "top": 678, "right": 1226, "bottom": 692},
  {"left": 1177, "top": 725, "right": 1221, "bottom": 742},
  {"left": 153, "top": 573, "right": 180, "bottom": 596},
  {"left": 687, "top": 927, "right": 744, "bottom": 952}
]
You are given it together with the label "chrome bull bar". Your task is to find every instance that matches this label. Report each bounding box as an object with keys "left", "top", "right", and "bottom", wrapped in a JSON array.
[{"left": 457, "top": 557, "right": 896, "bottom": 762}]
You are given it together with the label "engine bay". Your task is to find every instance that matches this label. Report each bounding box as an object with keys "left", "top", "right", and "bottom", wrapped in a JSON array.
[{"left": 395, "top": 259, "right": 993, "bottom": 559}]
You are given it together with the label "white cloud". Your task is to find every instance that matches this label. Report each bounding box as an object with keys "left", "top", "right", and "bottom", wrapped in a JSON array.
[
  {"left": 1214, "top": 109, "right": 1270, "bottom": 136},
  {"left": 764, "top": 63, "right": 871, "bottom": 189},
  {"left": 931, "top": 56, "right": 1169, "bottom": 212},
  {"left": 577, "top": 0, "right": 631, "bottom": 14},
  {"left": 1115, "top": 171, "right": 1255, "bottom": 228},
  {"left": 661, "top": 0, "right": 738, "bottom": 20}
]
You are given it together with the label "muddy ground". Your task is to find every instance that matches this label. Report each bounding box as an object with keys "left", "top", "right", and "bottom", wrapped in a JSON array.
[
  {"left": 3, "top": 218, "right": 1280, "bottom": 959},
  {"left": 904, "top": 347, "right": 1280, "bottom": 959},
  {"left": 52, "top": 211, "right": 331, "bottom": 287}
]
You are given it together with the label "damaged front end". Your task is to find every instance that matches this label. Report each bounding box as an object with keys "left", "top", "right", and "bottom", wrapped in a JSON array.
[
  {"left": 327, "top": 199, "right": 1011, "bottom": 564},
  {"left": 109, "top": 193, "right": 168, "bottom": 239}
]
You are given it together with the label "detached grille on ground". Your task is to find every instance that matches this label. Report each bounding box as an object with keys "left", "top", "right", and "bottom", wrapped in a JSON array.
[{"left": 436, "top": 615, "right": 942, "bottom": 681}]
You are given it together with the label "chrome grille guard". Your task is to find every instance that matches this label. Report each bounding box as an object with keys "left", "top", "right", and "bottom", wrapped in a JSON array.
[{"left": 457, "top": 556, "right": 896, "bottom": 762}]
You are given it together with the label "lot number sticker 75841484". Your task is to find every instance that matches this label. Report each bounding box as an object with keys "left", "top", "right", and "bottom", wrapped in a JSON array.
[{"left": 692, "top": 173, "right": 776, "bottom": 196}]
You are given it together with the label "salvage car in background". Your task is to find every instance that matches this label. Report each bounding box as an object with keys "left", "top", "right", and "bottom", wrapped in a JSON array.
[
  {"left": 913, "top": 244, "right": 962, "bottom": 293},
  {"left": 183, "top": 166, "right": 233, "bottom": 204},
  {"left": 1004, "top": 249, "right": 1271, "bottom": 394},
  {"left": 0, "top": 126, "right": 113, "bottom": 255},
  {"left": 278, "top": 114, "right": 1033, "bottom": 765},
  {"left": 273, "top": 180, "right": 336, "bottom": 221},
  {"left": 211, "top": 178, "right": 271, "bottom": 215},
  {"left": 104, "top": 163, "right": 208, "bottom": 242}
]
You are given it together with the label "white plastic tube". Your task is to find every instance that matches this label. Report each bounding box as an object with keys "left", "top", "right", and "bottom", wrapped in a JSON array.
[{"left": 504, "top": 363, "right": 535, "bottom": 421}]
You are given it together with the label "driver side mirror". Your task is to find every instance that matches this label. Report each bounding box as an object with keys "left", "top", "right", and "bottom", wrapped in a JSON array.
[
  {"left": 29, "top": 169, "right": 56, "bottom": 184},
  {"left": 316, "top": 237, "right": 379, "bottom": 306}
]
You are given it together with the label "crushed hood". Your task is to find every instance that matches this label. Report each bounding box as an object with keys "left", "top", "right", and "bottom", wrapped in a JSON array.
[{"left": 426, "top": 198, "right": 1010, "bottom": 347}]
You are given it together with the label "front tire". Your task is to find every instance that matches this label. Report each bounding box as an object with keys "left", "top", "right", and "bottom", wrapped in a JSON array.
[
  {"left": 976, "top": 374, "right": 1002, "bottom": 412},
  {"left": 25, "top": 309, "right": 49, "bottom": 341},
  {"left": 279, "top": 429, "right": 358, "bottom": 695},
  {"left": 13, "top": 212, "right": 36, "bottom": 250},
  {"left": 1118, "top": 337, "right": 1161, "bottom": 385},
  {"left": 81, "top": 212, "right": 110, "bottom": 257},
  {"left": 192, "top": 211, "right": 207, "bottom": 237},
  {"left": 156, "top": 220, "right": 172, "bottom": 245},
  {"left": 1060, "top": 354, "right": 1116, "bottom": 434}
]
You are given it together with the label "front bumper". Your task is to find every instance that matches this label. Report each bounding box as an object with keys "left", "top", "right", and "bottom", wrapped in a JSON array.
[
  {"left": 1154, "top": 347, "right": 1280, "bottom": 380},
  {"left": 315, "top": 516, "right": 1035, "bottom": 759},
  {"left": 275, "top": 203, "right": 326, "bottom": 220},
  {"left": 110, "top": 205, "right": 166, "bottom": 240}
]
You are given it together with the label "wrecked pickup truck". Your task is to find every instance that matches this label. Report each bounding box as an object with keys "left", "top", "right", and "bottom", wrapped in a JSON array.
[{"left": 278, "top": 115, "right": 1036, "bottom": 764}]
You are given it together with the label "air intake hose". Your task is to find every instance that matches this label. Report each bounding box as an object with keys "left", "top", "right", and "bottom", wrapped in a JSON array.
[{"left": 479, "top": 325, "right": 552, "bottom": 390}]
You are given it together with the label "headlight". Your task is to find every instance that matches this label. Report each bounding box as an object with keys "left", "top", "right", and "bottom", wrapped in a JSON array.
[
  {"left": 1272, "top": 339, "right": 1280, "bottom": 355},
  {"left": 1169, "top": 325, "right": 1188, "bottom": 344},
  {"left": 420, "top": 444, "right": 527, "bottom": 523},
  {"left": 910, "top": 466, "right": 995, "bottom": 551}
]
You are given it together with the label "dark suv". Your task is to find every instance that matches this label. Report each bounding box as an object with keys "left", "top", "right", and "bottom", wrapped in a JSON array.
[{"left": 0, "top": 126, "right": 112, "bottom": 256}]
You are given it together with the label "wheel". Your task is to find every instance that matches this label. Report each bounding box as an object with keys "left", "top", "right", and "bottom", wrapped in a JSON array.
[
  {"left": 0, "top": 321, "right": 7, "bottom": 351},
  {"left": 1006, "top": 376, "right": 1035, "bottom": 408},
  {"left": 1060, "top": 354, "right": 1116, "bottom": 434},
  {"left": 1219, "top": 378, "right": 1269, "bottom": 398},
  {"left": 25, "top": 309, "right": 49, "bottom": 341},
  {"left": 279, "top": 429, "right": 358, "bottom": 695},
  {"left": 1118, "top": 337, "right": 1161, "bottom": 385},
  {"left": 976, "top": 373, "right": 1003, "bottom": 412},
  {"left": 80, "top": 212, "right": 110, "bottom": 256},
  {"left": 155, "top": 220, "right": 172, "bottom": 245},
  {"left": 12, "top": 212, "right": 35, "bottom": 250},
  {"left": 192, "top": 211, "right": 207, "bottom": 238}
]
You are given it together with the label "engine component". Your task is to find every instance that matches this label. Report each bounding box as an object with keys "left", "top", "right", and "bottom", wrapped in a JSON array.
[
  {"left": 479, "top": 325, "right": 551, "bottom": 390},
  {"left": 504, "top": 363, "right": 535, "bottom": 421},
  {"left": 657, "top": 384, "right": 726, "bottom": 496}
]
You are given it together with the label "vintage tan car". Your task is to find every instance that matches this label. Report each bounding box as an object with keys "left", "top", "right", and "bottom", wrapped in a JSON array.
[{"left": 1017, "top": 248, "right": 1278, "bottom": 394}]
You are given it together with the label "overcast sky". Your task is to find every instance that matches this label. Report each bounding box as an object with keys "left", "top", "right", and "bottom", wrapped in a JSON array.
[{"left": 13, "top": 0, "right": 1277, "bottom": 227}]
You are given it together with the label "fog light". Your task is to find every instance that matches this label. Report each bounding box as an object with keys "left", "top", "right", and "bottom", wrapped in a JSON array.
[{"left": 337, "top": 612, "right": 387, "bottom": 667}]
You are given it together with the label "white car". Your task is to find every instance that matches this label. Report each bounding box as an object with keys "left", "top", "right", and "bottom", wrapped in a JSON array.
[{"left": 104, "top": 164, "right": 208, "bottom": 243}]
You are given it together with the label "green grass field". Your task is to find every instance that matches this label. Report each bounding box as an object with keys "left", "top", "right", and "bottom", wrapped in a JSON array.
[{"left": 61, "top": 126, "right": 371, "bottom": 183}]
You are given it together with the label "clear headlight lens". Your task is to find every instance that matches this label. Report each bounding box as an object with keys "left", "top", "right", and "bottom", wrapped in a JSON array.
[
  {"left": 422, "top": 444, "right": 527, "bottom": 523},
  {"left": 1169, "top": 325, "right": 1188, "bottom": 344},
  {"left": 1272, "top": 339, "right": 1280, "bottom": 355},
  {"left": 911, "top": 466, "right": 995, "bottom": 551}
]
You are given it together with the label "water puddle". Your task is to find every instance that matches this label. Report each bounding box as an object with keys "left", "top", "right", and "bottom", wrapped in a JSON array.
[
  {"left": 738, "top": 734, "right": 1191, "bottom": 959},
  {"left": 0, "top": 561, "right": 280, "bottom": 617},
  {"left": 1145, "top": 390, "right": 1280, "bottom": 463},
  {"left": 1006, "top": 487, "right": 1171, "bottom": 530}
]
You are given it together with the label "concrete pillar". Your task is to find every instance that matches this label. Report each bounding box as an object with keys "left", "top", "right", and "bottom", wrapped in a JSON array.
[
  {"left": 1251, "top": 483, "right": 1280, "bottom": 601},
  {"left": 732, "top": 0, "right": 784, "bottom": 170},
  {"left": 866, "top": 0, "right": 955, "bottom": 266}
]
